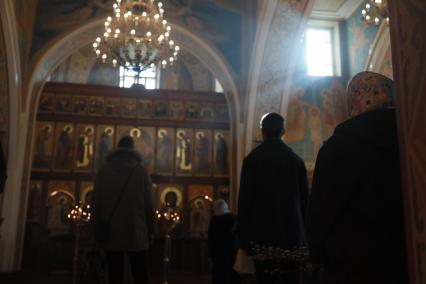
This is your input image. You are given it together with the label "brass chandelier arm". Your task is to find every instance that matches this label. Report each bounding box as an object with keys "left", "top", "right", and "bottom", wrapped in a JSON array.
[{"left": 92, "top": 0, "right": 180, "bottom": 78}]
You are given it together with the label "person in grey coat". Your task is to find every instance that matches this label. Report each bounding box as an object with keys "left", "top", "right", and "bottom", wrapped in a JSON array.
[{"left": 92, "top": 136, "right": 154, "bottom": 284}]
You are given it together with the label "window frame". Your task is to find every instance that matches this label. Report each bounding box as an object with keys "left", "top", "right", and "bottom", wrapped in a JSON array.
[
  {"left": 119, "top": 66, "right": 160, "bottom": 89},
  {"left": 306, "top": 20, "right": 342, "bottom": 77}
]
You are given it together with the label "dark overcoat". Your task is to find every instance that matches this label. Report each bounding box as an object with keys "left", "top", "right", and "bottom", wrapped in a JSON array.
[
  {"left": 236, "top": 139, "right": 309, "bottom": 250},
  {"left": 92, "top": 148, "right": 154, "bottom": 251},
  {"left": 307, "top": 108, "right": 407, "bottom": 284}
]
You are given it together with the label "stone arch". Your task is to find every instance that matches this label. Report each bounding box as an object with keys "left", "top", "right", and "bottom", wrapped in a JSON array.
[{"left": 13, "top": 19, "right": 241, "bottom": 270}]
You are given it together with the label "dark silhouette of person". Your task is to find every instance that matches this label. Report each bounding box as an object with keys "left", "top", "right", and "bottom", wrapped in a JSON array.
[
  {"left": 307, "top": 71, "right": 408, "bottom": 284},
  {"left": 208, "top": 199, "right": 239, "bottom": 284},
  {"left": 92, "top": 136, "right": 154, "bottom": 284},
  {"left": 236, "top": 112, "right": 308, "bottom": 284}
]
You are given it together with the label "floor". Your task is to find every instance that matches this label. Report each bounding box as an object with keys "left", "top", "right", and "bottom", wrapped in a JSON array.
[{"left": 0, "top": 270, "right": 210, "bottom": 284}]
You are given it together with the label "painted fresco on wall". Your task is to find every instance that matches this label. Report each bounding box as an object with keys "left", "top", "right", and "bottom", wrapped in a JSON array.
[
  {"left": 156, "top": 128, "right": 175, "bottom": 175},
  {"left": 47, "top": 180, "right": 75, "bottom": 236},
  {"left": 33, "top": 122, "right": 55, "bottom": 170},
  {"left": 95, "top": 125, "right": 115, "bottom": 172},
  {"left": 49, "top": 44, "right": 215, "bottom": 91},
  {"left": 48, "top": 44, "right": 119, "bottom": 86},
  {"left": 153, "top": 101, "right": 169, "bottom": 119},
  {"left": 138, "top": 127, "right": 156, "bottom": 174},
  {"left": 185, "top": 102, "right": 199, "bottom": 120},
  {"left": 285, "top": 78, "right": 348, "bottom": 163},
  {"left": 138, "top": 99, "right": 153, "bottom": 119},
  {"left": 188, "top": 191, "right": 212, "bottom": 239},
  {"left": 74, "top": 124, "right": 95, "bottom": 171},
  {"left": 27, "top": 180, "right": 43, "bottom": 222},
  {"left": 32, "top": 1, "right": 242, "bottom": 76},
  {"left": 88, "top": 96, "right": 105, "bottom": 116},
  {"left": 214, "top": 104, "right": 229, "bottom": 122},
  {"left": 194, "top": 129, "right": 212, "bottom": 176},
  {"left": 72, "top": 96, "right": 88, "bottom": 115},
  {"left": 122, "top": 98, "right": 137, "bottom": 118},
  {"left": 158, "top": 184, "right": 184, "bottom": 210},
  {"left": 175, "top": 129, "right": 193, "bottom": 176},
  {"left": 53, "top": 123, "right": 75, "bottom": 171},
  {"left": 213, "top": 130, "right": 229, "bottom": 176},
  {"left": 55, "top": 95, "right": 72, "bottom": 113},
  {"left": 39, "top": 93, "right": 55, "bottom": 113},
  {"left": 80, "top": 181, "right": 94, "bottom": 205},
  {"left": 169, "top": 101, "right": 185, "bottom": 120},
  {"left": 346, "top": 3, "right": 380, "bottom": 78},
  {"left": 199, "top": 104, "right": 215, "bottom": 121},
  {"left": 105, "top": 97, "right": 121, "bottom": 116}
]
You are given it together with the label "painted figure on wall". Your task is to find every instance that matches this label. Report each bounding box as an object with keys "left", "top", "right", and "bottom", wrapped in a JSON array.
[
  {"left": 34, "top": 123, "right": 54, "bottom": 169},
  {"left": 76, "top": 126, "right": 94, "bottom": 170},
  {"left": 215, "top": 104, "right": 229, "bottom": 122},
  {"left": 95, "top": 126, "right": 114, "bottom": 171},
  {"left": 138, "top": 99, "right": 152, "bottom": 118},
  {"left": 134, "top": 128, "right": 155, "bottom": 173},
  {"left": 309, "top": 106, "right": 323, "bottom": 158},
  {"left": 186, "top": 103, "right": 199, "bottom": 119},
  {"left": 27, "top": 181, "right": 43, "bottom": 222},
  {"left": 195, "top": 131, "right": 210, "bottom": 175},
  {"left": 88, "top": 97, "right": 104, "bottom": 115},
  {"left": 190, "top": 197, "right": 211, "bottom": 239},
  {"left": 285, "top": 88, "right": 307, "bottom": 142},
  {"left": 55, "top": 125, "right": 73, "bottom": 170},
  {"left": 73, "top": 97, "right": 87, "bottom": 114},
  {"left": 55, "top": 96, "right": 72, "bottom": 113},
  {"left": 176, "top": 130, "right": 192, "bottom": 173},
  {"left": 39, "top": 94, "right": 54, "bottom": 113},
  {"left": 47, "top": 191, "right": 74, "bottom": 236},
  {"left": 122, "top": 99, "right": 137, "bottom": 117},
  {"left": 154, "top": 101, "right": 169, "bottom": 119},
  {"left": 200, "top": 107, "right": 214, "bottom": 121},
  {"left": 105, "top": 98, "right": 121, "bottom": 116},
  {"left": 214, "top": 132, "right": 228, "bottom": 175},
  {"left": 157, "top": 129, "right": 174, "bottom": 174},
  {"left": 169, "top": 101, "right": 184, "bottom": 120}
]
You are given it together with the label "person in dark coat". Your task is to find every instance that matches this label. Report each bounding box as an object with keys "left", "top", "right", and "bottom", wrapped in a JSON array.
[
  {"left": 306, "top": 71, "right": 408, "bottom": 284},
  {"left": 236, "top": 112, "right": 309, "bottom": 284},
  {"left": 92, "top": 136, "right": 154, "bottom": 284},
  {"left": 208, "top": 199, "right": 239, "bottom": 284}
]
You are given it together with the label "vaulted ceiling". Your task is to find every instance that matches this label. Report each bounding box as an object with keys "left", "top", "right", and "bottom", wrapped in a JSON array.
[{"left": 311, "top": 0, "right": 363, "bottom": 20}]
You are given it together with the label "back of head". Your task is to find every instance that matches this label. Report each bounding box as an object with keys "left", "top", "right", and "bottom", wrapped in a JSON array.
[
  {"left": 260, "top": 112, "right": 285, "bottom": 139},
  {"left": 347, "top": 71, "right": 395, "bottom": 117},
  {"left": 213, "top": 199, "right": 230, "bottom": 216},
  {"left": 118, "top": 136, "right": 135, "bottom": 149}
]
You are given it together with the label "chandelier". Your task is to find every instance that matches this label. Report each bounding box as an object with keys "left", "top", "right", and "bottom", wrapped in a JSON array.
[
  {"left": 93, "top": 0, "right": 180, "bottom": 84},
  {"left": 361, "top": 0, "right": 389, "bottom": 26}
]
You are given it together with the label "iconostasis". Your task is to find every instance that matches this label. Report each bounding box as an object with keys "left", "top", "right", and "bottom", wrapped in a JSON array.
[{"left": 28, "top": 82, "right": 230, "bottom": 240}]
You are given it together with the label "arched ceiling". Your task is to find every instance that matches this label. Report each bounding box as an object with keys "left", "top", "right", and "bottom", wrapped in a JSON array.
[{"left": 28, "top": 0, "right": 244, "bottom": 77}]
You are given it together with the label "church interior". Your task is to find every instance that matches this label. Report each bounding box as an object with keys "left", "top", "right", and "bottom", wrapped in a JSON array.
[{"left": 0, "top": 0, "right": 425, "bottom": 283}]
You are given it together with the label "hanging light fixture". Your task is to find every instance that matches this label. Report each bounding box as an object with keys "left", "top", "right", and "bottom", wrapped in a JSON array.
[
  {"left": 93, "top": 0, "right": 180, "bottom": 85},
  {"left": 361, "top": 0, "right": 389, "bottom": 26}
]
